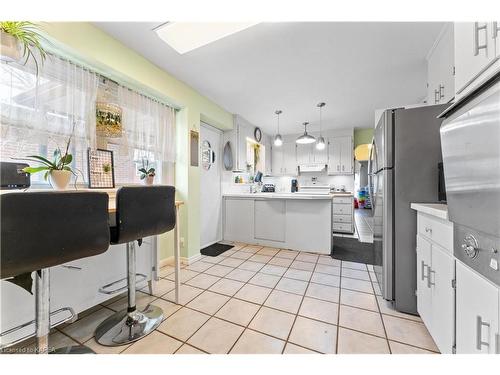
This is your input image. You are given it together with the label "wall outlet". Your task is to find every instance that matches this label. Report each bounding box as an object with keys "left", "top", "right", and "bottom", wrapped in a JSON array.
[{"left": 180, "top": 237, "right": 185, "bottom": 248}]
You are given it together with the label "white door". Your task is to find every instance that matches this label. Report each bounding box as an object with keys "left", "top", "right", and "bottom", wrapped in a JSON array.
[
  {"left": 328, "top": 137, "right": 342, "bottom": 174},
  {"left": 271, "top": 145, "right": 283, "bottom": 175},
  {"left": 200, "top": 123, "right": 222, "bottom": 248},
  {"left": 416, "top": 235, "right": 432, "bottom": 329},
  {"left": 282, "top": 142, "right": 297, "bottom": 175},
  {"left": 340, "top": 136, "right": 353, "bottom": 174},
  {"left": 430, "top": 245, "right": 455, "bottom": 353},
  {"left": 456, "top": 261, "right": 499, "bottom": 354}
]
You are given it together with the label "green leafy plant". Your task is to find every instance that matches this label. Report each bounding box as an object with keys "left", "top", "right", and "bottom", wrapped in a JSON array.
[
  {"left": 0, "top": 21, "right": 47, "bottom": 74},
  {"left": 19, "top": 135, "right": 77, "bottom": 181},
  {"left": 102, "top": 163, "right": 111, "bottom": 174},
  {"left": 138, "top": 158, "right": 155, "bottom": 180}
]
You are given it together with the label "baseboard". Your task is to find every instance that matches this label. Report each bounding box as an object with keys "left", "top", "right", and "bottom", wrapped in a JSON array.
[{"left": 159, "top": 253, "right": 201, "bottom": 267}]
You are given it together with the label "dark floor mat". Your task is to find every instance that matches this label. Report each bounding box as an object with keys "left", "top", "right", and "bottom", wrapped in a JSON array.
[
  {"left": 201, "top": 242, "right": 234, "bottom": 257},
  {"left": 331, "top": 237, "right": 375, "bottom": 265}
]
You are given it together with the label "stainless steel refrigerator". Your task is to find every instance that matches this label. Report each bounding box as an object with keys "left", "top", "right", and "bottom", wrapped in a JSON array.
[{"left": 369, "top": 103, "right": 447, "bottom": 314}]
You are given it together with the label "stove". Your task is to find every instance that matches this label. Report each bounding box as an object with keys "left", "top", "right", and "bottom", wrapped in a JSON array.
[{"left": 454, "top": 225, "right": 500, "bottom": 287}]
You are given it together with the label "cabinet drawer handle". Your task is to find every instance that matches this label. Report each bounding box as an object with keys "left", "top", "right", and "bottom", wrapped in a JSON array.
[
  {"left": 476, "top": 315, "right": 490, "bottom": 350},
  {"left": 434, "top": 89, "right": 440, "bottom": 104},
  {"left": 496, "top": 333, "right": 500, "bottom": 354},
  {"left": 474, "top": 22, "right": 488, "bottom": 56},
  {"left": 420, "top": 260, "right": 426, "bottom": 281},
  {"left": 493, "top": 22, "right": 499, "bottom": 39},
  {"left": 424, "top": 227, "right": 432, "bottom": 234},
  {"left": 439, "top": 84, "right": 445, "bottom": 100}
]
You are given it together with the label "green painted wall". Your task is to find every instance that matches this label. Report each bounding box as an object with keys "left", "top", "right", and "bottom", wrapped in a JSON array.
[
  {"left": 354, "top": 128, "right": 374, "bottom": 148},
  {"left": 42, "top": 22, "right": 233, "bottom": 261}
]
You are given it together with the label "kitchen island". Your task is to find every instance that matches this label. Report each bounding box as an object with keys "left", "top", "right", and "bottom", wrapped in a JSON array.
[{"left": 223, "top": 193, "right": 339, "bottom": 254}]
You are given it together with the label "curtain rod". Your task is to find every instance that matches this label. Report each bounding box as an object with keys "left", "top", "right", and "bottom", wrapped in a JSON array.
[{"left": 45, "top": 51, "right": 177, "bottom": 110}]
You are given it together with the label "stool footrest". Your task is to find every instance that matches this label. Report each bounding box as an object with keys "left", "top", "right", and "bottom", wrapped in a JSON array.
[
  {"left": 98, "top": 273, "right": 147, "bottom": 295},
  {"left": 0, "top": 307, "right": 77, "bottom": 349}
]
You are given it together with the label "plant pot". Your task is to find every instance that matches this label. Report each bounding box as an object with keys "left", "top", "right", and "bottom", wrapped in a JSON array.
[
  {"left": 143, "top": 175, "right": 154, "bottom": 186},
  {"left": 49, "top": 170, "right": 72, "bottom": 190},
  {"left": 0, "top": 31, "right": 21, "bottom": 63}
]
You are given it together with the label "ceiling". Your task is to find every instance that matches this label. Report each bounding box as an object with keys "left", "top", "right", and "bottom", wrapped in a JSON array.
[{"left": 94, "top": 22, "right": 445, "bottom": 135}]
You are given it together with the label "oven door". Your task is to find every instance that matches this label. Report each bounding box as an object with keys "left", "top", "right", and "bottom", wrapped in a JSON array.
[{"left": 440, "top": 78, "right": 500, "bottom": 238}]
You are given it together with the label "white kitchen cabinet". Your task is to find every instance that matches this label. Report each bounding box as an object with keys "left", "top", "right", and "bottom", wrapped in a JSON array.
[
  {"left": 456, "top": 261, "right": 499, "bottom": 354},
  {"left": 429, "top": 244, "right": 455, "bottom": 353},
  {"left": 313, "top": 142, "right": 328, "bottom": 164},
  {"left": 414, "top": 210, "right": 455, "bottom": 354},
  {"left": 223, "top": 198, "right": 255, "bottom": 243},
  {"left": 328, "top": 136, "right": 353, "bottom": 175},
  {"left": 332, "top": 195, "right": 354, "bottom": 234},
  {"left": 254, "top": 199, "right": 286, "bottom": 242},
  {"left": 223, "top": 195, "right": 331, "bottom": 253},
  {"left": 271, "top": 142, "right": 296, "bottom": 176},
  {"left": 416, "top": 235, "right": 433, "bottom": 329},
  {"left": 427, "top": 24, "right": 455, "bottom": 104},
  {"left": 296, "top": 142, "right": 328, "bottom": 166},
  {"left": 454, "top": 22, "right": 500, "bottom": 100},
  {"left": 296, "top": 143, "right": 313, "bottom": 165}
]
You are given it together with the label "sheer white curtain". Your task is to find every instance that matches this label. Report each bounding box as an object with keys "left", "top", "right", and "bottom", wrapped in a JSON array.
[
  {"left": 116, "top": 85, "right": 176, "bottom": 164},
  {"left": 1, "top": 52, "right": 99, "bottom": 162}
]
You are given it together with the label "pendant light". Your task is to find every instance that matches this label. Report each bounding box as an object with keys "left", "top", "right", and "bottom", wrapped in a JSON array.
[
  {"left": 296, "top": 122, "right": 316, "bottom": 144},
  {"left": 316, "top": 102, "right": 326, "bottom": 150},
  {"left": 273, "top": 110, "right": 283, "bottom": 147}
]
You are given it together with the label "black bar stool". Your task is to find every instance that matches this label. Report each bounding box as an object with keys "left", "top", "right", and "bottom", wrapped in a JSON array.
[
  {"left": 0, "top": 191, "right": 110, "bottom": 354},
  {"left": 95, "top": 185, "right": 176, "bottom": 346}
]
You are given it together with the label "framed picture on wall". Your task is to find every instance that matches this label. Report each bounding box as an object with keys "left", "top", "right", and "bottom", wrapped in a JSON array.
[{"left": 87, "top": 148, "right": 116, "bottom": 188}]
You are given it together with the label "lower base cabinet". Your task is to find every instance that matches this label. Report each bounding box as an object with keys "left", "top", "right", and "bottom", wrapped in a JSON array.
[
  {"left": 456, "top": 261, "right": 500, "bottom": 354},
  {"left": 416, "top": 234, "right": 455, "bottom": 353}
]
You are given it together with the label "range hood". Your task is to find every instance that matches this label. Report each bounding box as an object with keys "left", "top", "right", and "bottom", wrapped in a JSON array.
[{"left": 298, "top": 164, "right": 326, "bottom": 173}]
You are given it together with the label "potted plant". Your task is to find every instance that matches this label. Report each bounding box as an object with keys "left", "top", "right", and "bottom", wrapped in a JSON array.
[
  {"left": 138, "top": 159, "right": 155, "bottom": 186},
  {"left": 20, "top": 135, "right": 77, "bottom": 190},
  {"left": 0, "top": 21, "right": 47, "bottom": 74}
]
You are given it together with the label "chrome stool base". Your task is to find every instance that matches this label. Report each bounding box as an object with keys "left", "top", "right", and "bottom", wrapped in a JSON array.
[{"left": 94, "top": 304, "right": 163, "bottom": 346}]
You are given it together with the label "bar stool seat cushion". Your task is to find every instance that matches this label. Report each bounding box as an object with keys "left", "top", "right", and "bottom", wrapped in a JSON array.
[
  {"left": 110, "top": 186, "right": 176, "bottom": 245},
  {"left": 1, "top": 191, "right": 110, "bottom": 279}
]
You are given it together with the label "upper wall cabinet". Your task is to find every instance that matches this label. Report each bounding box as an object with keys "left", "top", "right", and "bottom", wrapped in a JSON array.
[
  {"left": 271, "top": 142, "right": 297, "bottom": 176},
  {"left": 454, "top": 22, "right": 500, "bottom": 100},
  {"left": 328, "top": 136, "right": 353, "bottom": 175},
  {"left": 427, "top": 24, "right": 455, "bottom": 104}
]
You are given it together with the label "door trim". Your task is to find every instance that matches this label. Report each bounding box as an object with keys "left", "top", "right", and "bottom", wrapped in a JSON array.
[{"left": 200, "top": 122, "right": 223, "bottom": 249}]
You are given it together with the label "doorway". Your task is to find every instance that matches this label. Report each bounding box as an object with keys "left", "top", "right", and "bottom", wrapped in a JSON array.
[{"left": 200, "top": 122, "right": 222, "bottom": 249}]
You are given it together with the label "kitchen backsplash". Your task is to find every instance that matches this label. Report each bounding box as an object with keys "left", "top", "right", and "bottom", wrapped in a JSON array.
[{"left": 222, "top": 170, "right": 355, "bottom": 194}]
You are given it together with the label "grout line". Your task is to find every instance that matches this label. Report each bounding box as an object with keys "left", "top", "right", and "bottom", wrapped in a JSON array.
[
  {"left": 54, "top": 242, "right": 432, "bottom": 355},
  {"left": 280, "top": 254, "right": 318, "bottom": 353},
  {"left": 335, "top": 260, "right": 343, "bottom": 353}
]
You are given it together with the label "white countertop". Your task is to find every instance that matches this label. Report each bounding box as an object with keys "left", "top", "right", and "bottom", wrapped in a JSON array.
[
  {"left": 223, "top": 192, "right": 352, "bottom": 200},
  {"left": 410, "top": 203, "right": 449, "bottom": 220}
]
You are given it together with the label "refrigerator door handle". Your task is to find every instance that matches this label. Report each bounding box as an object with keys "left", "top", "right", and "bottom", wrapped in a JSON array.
[{"left": 367, "top": 138, "right": 375, "bottom": 209}]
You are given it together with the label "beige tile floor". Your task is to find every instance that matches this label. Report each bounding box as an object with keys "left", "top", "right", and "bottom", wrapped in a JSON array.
[{"left": 9, "top": 243, "right": 439, "bottom": 354}]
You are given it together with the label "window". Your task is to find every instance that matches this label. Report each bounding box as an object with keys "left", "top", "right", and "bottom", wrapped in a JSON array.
[{"left": 1, "top": 53, "right": 175, "bottom": 186}]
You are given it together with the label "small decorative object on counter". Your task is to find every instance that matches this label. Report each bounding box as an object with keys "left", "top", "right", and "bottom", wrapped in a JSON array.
[
  {"left": 87, "top": 148, "right": 115, "bottom": 188},
  {"left": 138, "top": 158, "right": 156, "bottom": 185},
  {"left": 19, "top": 133, "right": 78, "bottom": 190}
]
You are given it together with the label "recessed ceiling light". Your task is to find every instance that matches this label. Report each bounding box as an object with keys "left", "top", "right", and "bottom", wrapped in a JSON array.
[{"left": 155, "top": 22, "right": 258, "bottom": 54}]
